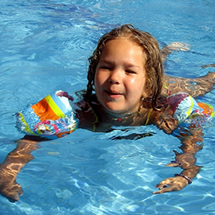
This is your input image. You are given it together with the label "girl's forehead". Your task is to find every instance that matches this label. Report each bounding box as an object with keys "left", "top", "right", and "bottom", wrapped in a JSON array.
[
  {"left": 102, "top": 38, "right": 147, "bottom": 62},
  {"left": 105, "top": 37, "right": 146, "bottom": 53}
]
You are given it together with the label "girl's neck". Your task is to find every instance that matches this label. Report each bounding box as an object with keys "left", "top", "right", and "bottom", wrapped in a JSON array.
[
  {"left": 104, "top": 109, "right": 140, "bottom": 122},
  {"left": 101, "top": 105, "right": 152, "bottom": 126}
]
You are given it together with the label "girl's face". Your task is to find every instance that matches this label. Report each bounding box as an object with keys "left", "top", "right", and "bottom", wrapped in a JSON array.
[{"left": 94, "top": 38, "right": 148, "bottom": 117}]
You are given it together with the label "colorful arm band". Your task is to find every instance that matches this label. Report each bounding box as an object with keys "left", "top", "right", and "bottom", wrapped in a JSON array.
[{"left": 16, "top": 91, "right": 78, "bottom": 139}]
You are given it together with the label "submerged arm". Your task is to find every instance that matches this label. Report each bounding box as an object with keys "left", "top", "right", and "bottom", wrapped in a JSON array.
[
  {"left": 163, "top": 72, "right": 215, "bottom": 98},
  {"left": 0, "top": 136, "right": 44, "bottom": 202},
  {"left": 154, "top": 128, "right": 203, "bottom": 194},
  {"left": 160, "top": 42, "right": 215, "bottom": 98},
  {"left": 0, "top": 91, "right": 77, "bottom": 202}
]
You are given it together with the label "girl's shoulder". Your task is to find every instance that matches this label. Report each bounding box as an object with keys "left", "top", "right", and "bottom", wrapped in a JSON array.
[
  {"left": 75, "top": 96, "right": 100, "bottom": 131},
  {"left": 16, "top": 91, "right": 102, "bottom": 139},
  {"left": 153, "top": 92, "right": 214, "bottom": 133}
]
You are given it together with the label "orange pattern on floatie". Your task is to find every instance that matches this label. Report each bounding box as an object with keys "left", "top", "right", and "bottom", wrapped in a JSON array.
[
  {"left": 31, "top": 98, "right": 60, "bottom": 121},
  {"left": 197, "top": 102, "right": 214, "bottom": 115}
]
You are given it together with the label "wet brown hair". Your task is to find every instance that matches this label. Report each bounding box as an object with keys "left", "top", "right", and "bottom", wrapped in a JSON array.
[{"left": 85, "top": 24, "right": 164, "bottom": 110}]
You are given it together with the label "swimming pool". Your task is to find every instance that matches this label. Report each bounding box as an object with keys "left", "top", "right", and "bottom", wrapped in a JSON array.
[{"left": 0, "top": 0, "right": 215, "bottom": 214}]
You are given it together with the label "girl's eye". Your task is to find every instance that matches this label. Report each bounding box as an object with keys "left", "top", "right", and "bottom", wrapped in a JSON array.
[
  {"left": 126, "top": 70, "right": 136, "bottom": 74},
  {"left": 100, "top": 66, "right": 111, "bottom": 70}
]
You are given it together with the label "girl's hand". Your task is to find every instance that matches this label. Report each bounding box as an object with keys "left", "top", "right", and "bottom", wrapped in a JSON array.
[
  {"left": 156, "top": 116, "right": 178, "bottom": 134},
  {"left": 56, "top": 91, "right": 74, "bottom": 101},
  {"left": 0, "top": 168, "right": 23, "bottom": 202},
  {"left": 153, "top": 176, "right": 188, "bottom": 194}
]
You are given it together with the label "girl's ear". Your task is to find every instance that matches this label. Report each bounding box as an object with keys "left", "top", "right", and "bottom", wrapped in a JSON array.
[
  {"left": 142, "top": 77, "right": 151, "bottom": 98},
  {"left": 142, "top": 87, "right": 151, "bottom": 98}
]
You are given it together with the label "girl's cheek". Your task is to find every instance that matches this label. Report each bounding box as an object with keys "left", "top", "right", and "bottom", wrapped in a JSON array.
[
  {"left": 97, "top": 71, "right": 109, "bottom": 85},
  {"left": 94, "top": 71, "right": 101, "bottom": 85},
  {"left": 129, "top": 78, "right": 136, "bottom": 84}
]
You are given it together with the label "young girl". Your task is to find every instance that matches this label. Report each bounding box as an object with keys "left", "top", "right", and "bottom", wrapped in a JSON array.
[{"left": 0, "top": 24, "right": 214, "bottom": 202}]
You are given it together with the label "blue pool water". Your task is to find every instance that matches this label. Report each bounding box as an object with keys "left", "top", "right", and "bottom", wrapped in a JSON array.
[{"left": 0, "top": 0, "right": 215, "bottom": 214}]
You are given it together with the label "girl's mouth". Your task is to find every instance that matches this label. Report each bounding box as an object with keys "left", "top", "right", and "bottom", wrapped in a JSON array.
[{"left": 105, "top": 90, "right": 123, "bottom": 99}]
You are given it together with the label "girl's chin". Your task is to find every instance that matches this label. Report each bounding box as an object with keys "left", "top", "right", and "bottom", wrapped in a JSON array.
[{"left": 102, "top": 101, "right": 139, "bottom": 117}]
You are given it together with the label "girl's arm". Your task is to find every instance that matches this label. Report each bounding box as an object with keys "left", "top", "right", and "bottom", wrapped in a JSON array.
[
  {"left": 160, "top": 42, "right": 215, "bottom": 98},
  {"left": 0, "top": 136, "right": 43, "bottom": 202},
  {"left": 163, "top": 72, "right": 215, "bottom": 98},
  {"left": 153, "top": 128, "right": 203, "bottom": 194},
  {"left": 0, "top": 91, "right": 77, "bottom": 202},
  {"left": 153, "top": 92, "right": 212, "bottom": 194}
]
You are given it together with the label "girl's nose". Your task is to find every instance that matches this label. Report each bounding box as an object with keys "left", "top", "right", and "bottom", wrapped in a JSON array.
[{"left": 108, "top": 69, "right": 122, "bottom": 84}]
